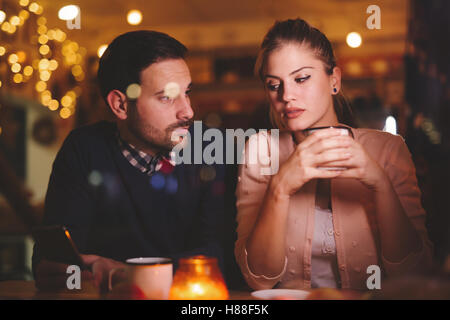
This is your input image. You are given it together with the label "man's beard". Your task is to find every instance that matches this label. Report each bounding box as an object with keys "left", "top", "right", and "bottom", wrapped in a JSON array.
[{"left": 128, "top": 112, "right": 193, "bottom": 154}]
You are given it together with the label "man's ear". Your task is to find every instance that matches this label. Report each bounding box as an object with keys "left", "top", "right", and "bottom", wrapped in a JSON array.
[
  {"left": 331, "top": 66, "right": 342, "bottom": 95},
  {"left": 106, "top": 90, "right": 128, "bottom": 120}
]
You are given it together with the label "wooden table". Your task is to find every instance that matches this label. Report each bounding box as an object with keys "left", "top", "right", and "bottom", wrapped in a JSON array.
[
  {"left": 0, "top": 280, "right": 254, "bottom": 300},
  {"left": 0, "top": 280, "right": 367, "bottom": 300}
]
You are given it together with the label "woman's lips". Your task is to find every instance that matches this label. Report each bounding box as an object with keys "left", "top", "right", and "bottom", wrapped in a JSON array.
[{"left": 284, "top": 108, "right": 305, "bottom": 119}]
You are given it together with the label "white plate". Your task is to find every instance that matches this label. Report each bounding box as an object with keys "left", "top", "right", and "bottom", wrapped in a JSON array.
[{"left": 251, "top": 289, "right": 310, "bottom": 300}]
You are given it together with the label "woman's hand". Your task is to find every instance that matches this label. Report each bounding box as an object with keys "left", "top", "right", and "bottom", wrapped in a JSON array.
[
  {"left": 272, "top": 128, "right": 353, "bottom": 196},
  {"left": 321, "top": 135, "right": 389, "bottom": 191}
]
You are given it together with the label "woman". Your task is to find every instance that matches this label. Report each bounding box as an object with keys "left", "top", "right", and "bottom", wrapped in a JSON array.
[{"left": 235, "top": 18, "right": 433, "bottom": 290}]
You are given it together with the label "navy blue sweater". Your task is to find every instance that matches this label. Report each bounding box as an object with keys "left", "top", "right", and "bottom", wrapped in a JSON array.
[{"left": 32, "top": 121, "right": 227, "bottom": 273}]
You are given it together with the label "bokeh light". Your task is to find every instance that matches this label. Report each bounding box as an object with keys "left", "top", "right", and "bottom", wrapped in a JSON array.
[
  {"left": 126, "top": 83, "right": 141, "bottom": 99},
  {"left": 97, "top": 44, "right": 108, "bottom": 58},
  {"left": 346, "top": 32, "right": 362, "bottom": 48},
  {"left": 58, "top": 5, "right": 80, "bottom": 21},
  {"left": 127, "top": 10, "right": 142, "bottom": 25}
]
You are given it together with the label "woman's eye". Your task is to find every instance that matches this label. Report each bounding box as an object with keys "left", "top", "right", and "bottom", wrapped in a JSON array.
[
  {"left": 267, "top": 83, "right": 280, "bottom": 91},
  {"left": 295, "top": 75, "right": 311, "bottom": 83}
]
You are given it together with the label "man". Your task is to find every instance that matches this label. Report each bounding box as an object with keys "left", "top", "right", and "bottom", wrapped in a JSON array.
[{"left": 33, "top": 31, "right": 227, "bottom": 292}]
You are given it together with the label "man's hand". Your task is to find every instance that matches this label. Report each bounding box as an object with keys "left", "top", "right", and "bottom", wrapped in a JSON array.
[
  {"left": 35, "top": 259, "right": 94, "bottom": 291},
  {"left": 35, "top": 254, "right": 125, "bottom": 293},
  {"left": 81, "top": 254, "right": 126, "bottom": 292}
]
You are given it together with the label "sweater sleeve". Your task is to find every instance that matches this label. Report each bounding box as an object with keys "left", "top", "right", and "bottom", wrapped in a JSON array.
[
  {"left": 32, "top": 131, "right": 96, "bottom": 275},
  {"left": 234, "top": 132, "right": 286, "bottom": 289},
  {"left": 381, "top": 134, "right": 433, "bottom": 275}
]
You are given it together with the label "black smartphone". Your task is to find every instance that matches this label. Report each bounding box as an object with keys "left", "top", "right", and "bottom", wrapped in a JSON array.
[{"left": 32, "top": 225, "right": 85, "bottom": 267}]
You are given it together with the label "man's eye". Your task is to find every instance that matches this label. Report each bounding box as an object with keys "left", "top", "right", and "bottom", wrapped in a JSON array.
[
  {"left": 295, "top": 75, "right": 311, "bottom": 83},
  {"left": 160, "top": 96, "right": 172, "bottom": 103},
  {"left": 267, "top": 83, "right": 280, "bottom": 91},
  {"left": 185, "top": 89, "right": 192, "bottom": 96}
]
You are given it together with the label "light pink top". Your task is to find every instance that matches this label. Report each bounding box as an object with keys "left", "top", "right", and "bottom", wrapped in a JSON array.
[{"left": 235, "top": 127, "right": 433, "bottom": 290}]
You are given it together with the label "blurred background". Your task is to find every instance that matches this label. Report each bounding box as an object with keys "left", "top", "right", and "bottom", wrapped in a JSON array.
[{"left": 0, "top": 0, "right": 448, "bottom": 282}]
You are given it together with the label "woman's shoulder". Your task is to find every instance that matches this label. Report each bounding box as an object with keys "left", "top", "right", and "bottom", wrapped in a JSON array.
[
  {"left": 353, "top": 127, "right": 406, "bottom": 158},
  {"left": 354, "top": 127, "right": 403, "bottom": 144}
]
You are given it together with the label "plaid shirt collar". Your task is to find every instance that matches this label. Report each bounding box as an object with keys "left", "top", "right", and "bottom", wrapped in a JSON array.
[{"left": 117, "top": 133, "right": 174, "bottom": 176}]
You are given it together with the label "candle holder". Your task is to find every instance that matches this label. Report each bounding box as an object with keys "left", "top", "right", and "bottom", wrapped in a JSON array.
[{"left": 169, "top": 255, "right": 229, "bottom": 300}]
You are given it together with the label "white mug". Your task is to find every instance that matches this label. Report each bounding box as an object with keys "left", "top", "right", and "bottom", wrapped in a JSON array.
[
  {"left": 108, "top": 257, "right": 173, "bottom": 299},
  {"left": 303, "top": 126, "right": 354, "bottom": 171}
]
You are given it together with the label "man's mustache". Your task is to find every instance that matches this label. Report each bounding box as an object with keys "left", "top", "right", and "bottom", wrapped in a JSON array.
[{"left": 167, "top": 119, "right": 194, "bottom": 132}]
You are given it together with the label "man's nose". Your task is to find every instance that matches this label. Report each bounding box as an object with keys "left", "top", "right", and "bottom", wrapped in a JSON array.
[{"left": 176, "top": 95, "right": 194, "bottom": 120}]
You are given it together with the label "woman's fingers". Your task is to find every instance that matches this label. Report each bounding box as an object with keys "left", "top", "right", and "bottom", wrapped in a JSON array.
[{"left": 300, "top": 128, "right": 345, "bottom": 149}]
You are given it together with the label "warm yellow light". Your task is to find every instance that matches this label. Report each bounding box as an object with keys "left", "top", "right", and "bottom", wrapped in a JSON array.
[
  {"left": 35, "top": 81, "right": 46, "bottom": 92},
  {"left": 58, "top": 5, "right": 79, "bottom": 20},
  {"left": 1, "top": 22, "right": 11, "bottom": 32},
  {"left": 127, "top": 10, "right": 142, "bottom": 25},
  {"left": 17, "top": 51, "right": 26, "bottom": 63},
  {"left": 39, "top": 58, "right": 50, "bottom": 70},
  {"left": 24, "top": 66, "right": 33, "bottom": 76},
  {"left": 60, "top": 107, "right": 72, "bottom": 119},
  {"left": 61, "top": 95, "right": 73, "bottom": 107},
  {"left": 8, "top": 54, "right": 18, "bottom": 64},
  {"left": 19, "top": 0, "right": 30, "bottom": 6},
  {"left": 66, "top": 91, "right": 76, "bottom": 100},
  {"left": 10, "top": 16, "right": 20, "bottom": 26},
  {"left": 48, "top": 99, "right": 59, "bottom": 111},
  {"left": 0, "top": 11, "right": 5, "bottom": 24},
  {"left": 39, "top": 45, "right": 50, "bottom": 55},
  {"left": 71, "top": 65, "right": 83, "bottom": 77},
  {"left": 169, "top": 256, "right": 229, "bottom": 300},
  {"left": 49, "top": 60, "right": 58, "bottom": 71},
  {"left": 0, "top": 81, "right": 2, "bottom": 88},
  {"left": 97, "top": 44, "right": 108, "bottom": 58},
  {"left": 75, "top": 73, "right": 85, "bottom": 82},
  {"left": 11, "top": 63, "right": 21, "bottom": 73},
  {"left": 37, "top": 16, "right": 46, "bottom": 25},
  {"left": 7, "top": 25, "right": 17, "bottom": 34},
  {"left": 19, "top": 10, "right": 30, "bottom": 20},
  {"left": 75, "top": 53, "right": 82, "bottom": 65},
  {"left": 38, "top": 34, "right": 48, "bottom": 44},
  {"left": 37, "top": 25, "right": 47, "bottom": 35},
  {"left": 54, "top": 29, "right": 66, "bottom": 42},
  {"left": 0, "top": 47, "right": 5, "bottom": 56},
  {"left": 69, "top": 42, "right": 79, "bottom": 51},
  {"left": 29, "top": 2, "right": 39, "bottom": 13},
  {"left": 47, "top": 29, "right": 55, "bottom": 40},
  {"left": 40, "top": 70, "right": 50, "bottom": 81},
  {"left": 41, "top": 91, "right": 51, "bottom": 105},
  {"left": 35, "top": 5, "right": 43, "bottom": 15},
  {"left": 346, "top": 32, "right": 362, "bottom": 48},
  {"left": 13, "top": 74, "right": 23, "bottom": 83}
]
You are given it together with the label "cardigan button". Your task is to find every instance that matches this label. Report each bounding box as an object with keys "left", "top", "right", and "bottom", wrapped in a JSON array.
[
  {"left": 289, "top": 246, "right": 296, "bottom": 252},
  {"left": 339, "top": 265, "right": 345, "bottom": 271}
]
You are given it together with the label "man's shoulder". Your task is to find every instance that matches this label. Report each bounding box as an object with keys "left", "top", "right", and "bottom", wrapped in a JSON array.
[{"left": 67, "top": 121, "right": 116, "bottom": 142}]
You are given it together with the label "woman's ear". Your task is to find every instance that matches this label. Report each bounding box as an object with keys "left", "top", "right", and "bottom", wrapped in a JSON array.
[
  {"left": 106, "top": 90, "right": 128, "bottom": 120},
  {"left": 331, "top": 66, "right": 342, "bottom": 95}
]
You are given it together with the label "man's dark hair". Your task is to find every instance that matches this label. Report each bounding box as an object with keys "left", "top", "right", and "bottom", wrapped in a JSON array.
[{"left": 97, "top": 30, "right": 187, "bottom": 104}]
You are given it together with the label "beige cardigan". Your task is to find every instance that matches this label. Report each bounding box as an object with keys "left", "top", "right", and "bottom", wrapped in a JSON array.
[{"left": 234, "top": 127, "right": 433, "bottom": 290}]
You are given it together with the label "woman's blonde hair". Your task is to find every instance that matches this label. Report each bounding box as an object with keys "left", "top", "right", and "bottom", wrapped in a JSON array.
[{"left": 255, "top": 18, "right": 354, "bottom": 129}]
